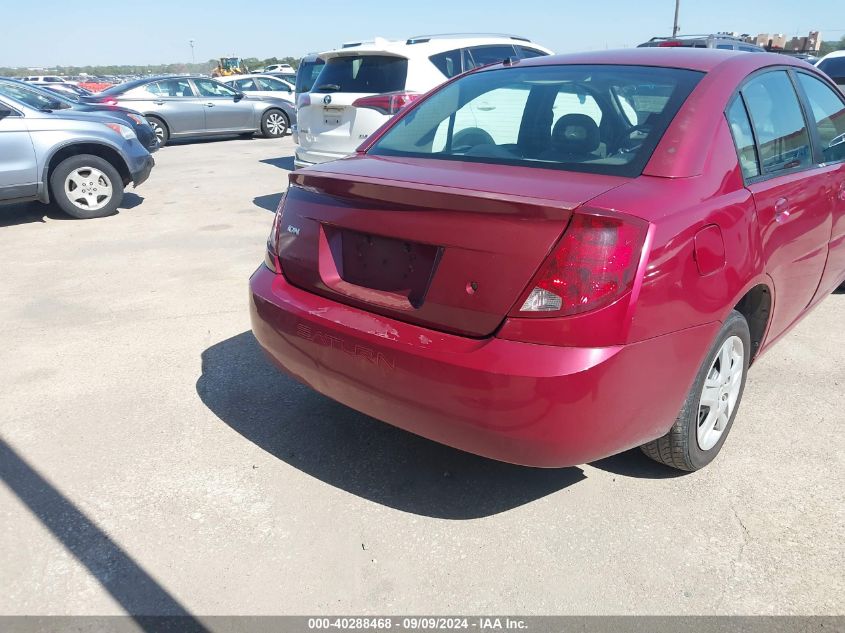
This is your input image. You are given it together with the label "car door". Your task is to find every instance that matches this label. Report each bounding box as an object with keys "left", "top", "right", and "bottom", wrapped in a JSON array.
[
  {"left": 740, "top": 69, "right": 833, "bottom": 342},
  {"left": 139, "top": 79, "right": 206, "bottom": 135},
  {"left": 795, "top": 71, "right": 845, "bottom": 297},
  {"left": 0, "top": 101, "right": 37, "bottom": 201},
  {"left": 192, "top": 78, "right": 254, "bottom": 131}
]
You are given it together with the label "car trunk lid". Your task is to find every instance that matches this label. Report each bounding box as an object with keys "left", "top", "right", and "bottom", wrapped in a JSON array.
[{"left": 277, "top": 155, "right": 628, "bottom": 337}]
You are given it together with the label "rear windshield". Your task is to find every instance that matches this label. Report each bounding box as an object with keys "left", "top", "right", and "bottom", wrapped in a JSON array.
[
  {"left": 295, "top": 58, "right": 325, "bottom": 93},
  {"left": 312, "top": 55, "right": 408, "bottom": 94},
  {"left": 818, "top": 57, "right": 845, "bottom": 81},
  {"left": 369, "top": 64, "right": 702, "bottom": 177}
]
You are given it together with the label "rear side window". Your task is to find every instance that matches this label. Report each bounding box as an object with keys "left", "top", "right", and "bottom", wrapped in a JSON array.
[
  {"left": 312, "top": 55, "right": 407, "bottom": 93},
  {"left": 517, "top": 46, "right": 548, "bottom": 58},
  {"left": 742, "top": 71, "right": 812, "bottom": 175},
  {"left": 797, "top": 73, "right": 845, "bottom": 163},
  {"left": 429, "top": 49, "right": 465, "bottom": 78},
  {"left": 151, "top": 79, "right": 195, "bottom": 97},
  {"left": 467, "top": 45, "right": 517, "bottom": 68},
  {"left": 232, "top": 78, "right": 256, "bottom": 91},
  {"left": 818, "top": 57, "right": 845, "bottom": 84},
  {"left": 726, "top": 96, "right": 761, "bottom": 179},
  {"left": 256, "top": 76, "right": 291, "bottom": 92}
]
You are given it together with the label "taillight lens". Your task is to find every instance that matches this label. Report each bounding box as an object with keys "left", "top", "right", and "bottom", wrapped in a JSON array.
[
  {"left": 352, "top": 92, "right": 419, "bottom": 115},
  {"left": 102, "top": 98, "right": 118, "bottom": 105},
  {"left": 297, "top": 93, "right": 311, "bottom": 109},
  {"left": 658, "top": 41, "right": 684, "bottom": 47},
  {"left": 516, "top": 213, "right": 648, "bottom": 316},
  {"left": 264, "top": 193, "right": 285, "bottom": 273}
]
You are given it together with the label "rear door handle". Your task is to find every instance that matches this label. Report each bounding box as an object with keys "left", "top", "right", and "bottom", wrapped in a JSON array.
[
  {"left": 205, "top": 102, "right": 215, "bottom": 107},
  {"left": 774, "top": 197, "right": 791, "bottom": 223},
  {"left": 153, "top": 100, "right": 164, "bottom": 105}
]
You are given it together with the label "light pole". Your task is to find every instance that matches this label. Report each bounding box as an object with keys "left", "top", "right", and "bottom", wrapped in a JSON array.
[
  {"left": 672, "top": 0, "right": 681, "bottom": 37},
  {"left": 189, "top": 39, "right": 196, "bottom": 65}
]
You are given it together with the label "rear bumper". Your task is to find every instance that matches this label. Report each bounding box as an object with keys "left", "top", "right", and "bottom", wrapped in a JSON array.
[
  {"left": 249, "top": 266, "right": 718, "bottom": 467},
  {"left": 293, "top": 146, "right": 348, "bottom": 169}
]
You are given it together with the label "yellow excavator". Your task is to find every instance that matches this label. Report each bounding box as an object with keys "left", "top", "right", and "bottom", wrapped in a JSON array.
[{"left": 211, "top": 57, "right": 249, "bottom": 78}]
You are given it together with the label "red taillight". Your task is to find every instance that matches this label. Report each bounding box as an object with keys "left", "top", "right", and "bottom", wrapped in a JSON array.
[
  {"left": 658, "top": 41, "right": 684, "bottom": 47},
  {"left": 514, "top": 213, "right": 648, "bottom": 317},
  {"left": 297, "top": 93, "right": 311, "bottom": 109},
  {"left": 352, "top": 92, "right": 419, "bottom": 115},
  {"left": 102, "top": 98, "right": 118, "bottom": 105},
  {"left": 264, "top": 193, "right": 285, "bottom": 274}
]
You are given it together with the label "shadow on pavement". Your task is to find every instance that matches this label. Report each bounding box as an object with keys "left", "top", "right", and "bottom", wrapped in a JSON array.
[
  {"left": 259, "top": 156, "right": 295, "bottom": 171},
  {"left": 589, "top": 449, "right": 685, "bottom": 479},
  {"left": 0, "top": 194, "right": 145, "bottom": 228},
  {"left": 196, "top": 331, "right": 585, "bottom": 519},
  {"left": 0, "top": 438, "right": 207, "bottom": 630},
  {"left": 253, "top": 192, "right": 283, "bottom": 212}
]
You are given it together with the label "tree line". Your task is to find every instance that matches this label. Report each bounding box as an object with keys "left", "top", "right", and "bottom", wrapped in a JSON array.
[{"left": 0, "top": 56, "right": 301, "bottom": 78}]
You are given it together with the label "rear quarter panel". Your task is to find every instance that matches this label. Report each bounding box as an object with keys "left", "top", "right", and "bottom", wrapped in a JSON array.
[{"left": 590, "top": 117, "right": 766, "bottom": 343}]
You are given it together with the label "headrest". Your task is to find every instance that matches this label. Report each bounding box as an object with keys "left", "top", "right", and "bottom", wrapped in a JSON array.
[{"left": 551, "top": 113, "right": 600, "bottom": 154}]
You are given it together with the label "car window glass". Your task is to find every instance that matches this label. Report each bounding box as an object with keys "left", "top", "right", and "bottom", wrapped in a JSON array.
[
  {"left": 431, "top": 85, "right": 531, "bottom": 150},
  {"left": 256, "top": 76, "right": 289, "bottom": 92},
  {"left": 429, "top": 49, "right": 464, "bottom": 78},
  {"left": 371, "top": 64, "right": 702, "bottom": 178},
  {"left": 726, "top": 96, "right": 761, "bottom": 179},
  {"left": 233, "top": 78, "right": 256, "bottom": 91},
  {"left": 153, "top": 79, "right": 195, "bottom": 97},
  {"left": 295, "top": 59, "right": 325, "bottom": 93},
  {"left": 0, "top": 82, "right": 62, "bottom": 110},
  {"left": 797, "top": 73, "right": 845, "bottom": 163},
  {"left": 742, "top": 71, "right": 812, "bottom": 175},
  {"left": 716, "top": 44, "right": 734, "bottom": 50},
  {"left": 517, "top": 46, "right": 547, "bottom": 58},
  {"left": 194, "top": 79, "right": 237, "bottom": 97},
  {"left": 313, "top": 55, "right": 408, "bottom": 93},
  {"left": 466, "top": 45, "right": 517, "bottom": 68},
  {"left": 817, "top": 57, "right": 845, "bottom": 83}
]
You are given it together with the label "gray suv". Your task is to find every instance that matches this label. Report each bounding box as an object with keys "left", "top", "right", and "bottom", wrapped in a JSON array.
[
  {"left": 0, "top": 94, "right": 154, "bottom": 219},
  {"left": 83, "top": 76, "right": 297, "bottom": 145}
]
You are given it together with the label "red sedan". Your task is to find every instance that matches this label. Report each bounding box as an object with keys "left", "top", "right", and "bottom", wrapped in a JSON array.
[{"left": 250, "top": 49, "right": 845, "bottom": 471}]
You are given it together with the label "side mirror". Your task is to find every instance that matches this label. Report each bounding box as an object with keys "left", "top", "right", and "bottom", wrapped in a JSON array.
[
  {"left": 0, "top": 107, "right": 13, "bottom": 120},
  {"left": 234, "top": 92, "right": 244, "bottom": 102}
]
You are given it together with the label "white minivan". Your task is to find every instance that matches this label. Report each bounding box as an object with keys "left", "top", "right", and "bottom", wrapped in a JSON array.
[{"left": 293, "top": 34, "right": 552, "bottom": 168}]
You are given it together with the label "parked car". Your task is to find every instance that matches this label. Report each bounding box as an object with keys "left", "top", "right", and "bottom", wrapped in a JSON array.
[
  {"left": 638, "top": 34, "right": 766, "bottom": 51},
  {"left": 31, "top": 82, "right": 93, "bottom": 101},
  {"left": 295, "top": 54, "right": 325, "bottom": 97},
  {"left": 817, "top": 50, "right": 845, "bottom": 89},
  {"left": 218, "top": 74, "right": 294, "bottom": 102},
  {"left": 81, "top": 76, "right": 297, "bottom": 145},
  {"left": 21, "top": 75, "right": 71, "bottom": 84},
  {"left": 294, "top": 34, "right": 552, "bottom": 168},
  {"left": 0, "top": 92, "right": 155, "bottom": 218},
  {"left": 0, "top": 79, "right": 158, "bottom": 153},
  {"left": 262, "top": 63, "right": 295, "bottom": 73},
  {"left": 251, "top": 48, "right": 845, "bottom": 472}
]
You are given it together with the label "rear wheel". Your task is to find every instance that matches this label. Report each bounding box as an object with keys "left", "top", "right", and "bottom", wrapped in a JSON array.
[
  {"left": 146, "top": 116, "right": 169, "bottom": 146},
  {"left": 261, "top": 109, "right": 289, "bottom": 138},
  {"left": 50, "top": 154, "right": 124, "bottom": 219},
  {"left": 640, "top": 310, "right": 751, "bottom": 471}
]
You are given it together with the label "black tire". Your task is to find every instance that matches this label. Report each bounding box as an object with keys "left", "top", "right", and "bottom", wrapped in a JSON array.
[
  {"left": 640, "top": 310, "right": 751, "bottom": 471},
  {"left": 261, "top": 109, "right": 289, "bottom": 138},
  {"left": 49, "top": 154, "right": 125, "bottom": 219},
  {"left": 146, "top": 116, "right": 169, "bottom": 146}
]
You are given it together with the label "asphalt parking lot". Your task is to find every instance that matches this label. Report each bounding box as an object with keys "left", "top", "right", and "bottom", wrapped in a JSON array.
[{"left": 1, "top": 135, "right": 843, "bottom": 616}]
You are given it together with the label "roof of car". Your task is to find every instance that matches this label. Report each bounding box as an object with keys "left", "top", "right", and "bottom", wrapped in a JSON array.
[
  {"left": 511, "top": 47, "right": 807, "bottom": 73},
  {"left": 319, "top": 35, "right": 552, "bottom": 59},
  {"left": 819, "top": 50, "right": 845, "bottom": 60}
]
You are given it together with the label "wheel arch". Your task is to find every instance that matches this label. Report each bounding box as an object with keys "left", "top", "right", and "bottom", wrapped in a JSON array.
[
  {"left": 731, "top": 281, "right": 773, "bottom": 363},
  {"left": 42, "top": 142, "right": 131, "bottom": 202}
]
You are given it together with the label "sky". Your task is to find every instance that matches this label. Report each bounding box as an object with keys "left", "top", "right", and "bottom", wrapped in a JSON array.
[{"left": 3, "top": 0, "right": 845, "bottom": 67}]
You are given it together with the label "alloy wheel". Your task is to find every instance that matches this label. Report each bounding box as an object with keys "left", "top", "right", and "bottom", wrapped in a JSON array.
[
  {"left": 266, "top": 113, "right": 286, "bottom": 136},
  {"left": 64, "top": 167, "right": 113, "bottom": 212}
]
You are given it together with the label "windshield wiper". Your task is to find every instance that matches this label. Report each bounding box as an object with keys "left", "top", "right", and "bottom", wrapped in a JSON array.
[{"left": 314, "top": 83, "right": 341, "bottom": 92}]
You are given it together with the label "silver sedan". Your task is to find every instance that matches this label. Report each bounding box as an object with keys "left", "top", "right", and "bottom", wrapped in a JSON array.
[{"left": 82, "top": 76, "right": 297, "bottom": 145}]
